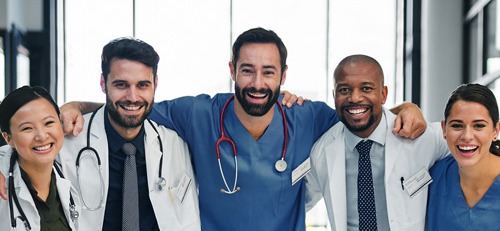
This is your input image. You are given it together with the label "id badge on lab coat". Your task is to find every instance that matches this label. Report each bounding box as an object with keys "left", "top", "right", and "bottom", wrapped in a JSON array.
[{"left": 402, "top": 168, "right": 432, "bottom": 198}]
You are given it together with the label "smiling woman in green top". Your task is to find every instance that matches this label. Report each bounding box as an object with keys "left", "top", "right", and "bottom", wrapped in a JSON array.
[{"left": 0, "top": 86, "right": 80, "bottom": 231}]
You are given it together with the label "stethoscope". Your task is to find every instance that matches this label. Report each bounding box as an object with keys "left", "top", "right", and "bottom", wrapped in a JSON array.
[
  {"left": 9, "top": 152, "right": 79, "bottom": 230},
  {"left": 76, "top": 106, "right": 167, "bottom": 211},
  {"left": 216, "top": 95, "right": 289, "bottom": 194}
]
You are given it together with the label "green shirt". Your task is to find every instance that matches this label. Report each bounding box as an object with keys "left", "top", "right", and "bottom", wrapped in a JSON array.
[{"left": 20, "top": 167, "right": 71, "bottom": 231}]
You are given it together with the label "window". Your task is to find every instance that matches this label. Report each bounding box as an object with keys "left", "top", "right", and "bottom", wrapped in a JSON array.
[
  {"left": 0, "top": 36, "right": 4, "bottom": 98},
  {"left": 60, "top": 1, "right": 398, "bottom": 107},
  {"left": 59, "top": 2, "right": 398, "bottom": 229}
]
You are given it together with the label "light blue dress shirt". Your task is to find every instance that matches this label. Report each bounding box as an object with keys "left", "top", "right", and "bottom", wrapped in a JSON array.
[{"left": 345, "top": 112, "right": 390, "bottom": 231}]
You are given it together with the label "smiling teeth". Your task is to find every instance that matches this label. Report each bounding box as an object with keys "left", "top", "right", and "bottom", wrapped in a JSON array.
[
  {"left": 123, "top": 105, "right": 140, "bottom": 111},
  {"left": 249, "top": 93, "right": 266, "bottom": 98},
  {"left": 348, "top": 108, "right": 367, "bottom": 115},
  {"left": 458, "top": 145, "right": 477, "bottom": 151},
  {"left": 34, "top": 144, "right": 51, "bottom": 151}
]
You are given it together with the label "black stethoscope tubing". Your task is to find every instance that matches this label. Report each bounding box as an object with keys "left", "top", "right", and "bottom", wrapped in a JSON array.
[
  {"left": 77, "top": 106, "right": 165, "bottom": 192},
  {"left": 8, "top": 151, "right": 78, "bottom": 230}
]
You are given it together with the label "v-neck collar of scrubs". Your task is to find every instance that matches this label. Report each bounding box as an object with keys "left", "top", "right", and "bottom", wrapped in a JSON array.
[
  {"left": 225, "top": 100, "right": 285, "bottom": 147},
  {"left": 450, "top": 162, "right": 500, "bottom": 225}
]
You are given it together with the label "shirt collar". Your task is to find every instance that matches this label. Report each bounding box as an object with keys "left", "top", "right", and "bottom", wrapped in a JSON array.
[
  {"left": 20, "top": 165, "right": 57, "bottom": 204},
  {"left": 104, "top": 107, "right": 146, "bottom": 154},
  {"left": 345, "top": 109, "right": 387, "bottom": 152}
]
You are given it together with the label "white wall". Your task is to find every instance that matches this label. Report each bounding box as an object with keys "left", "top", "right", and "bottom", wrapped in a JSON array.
[{"left": 421, "top": 0, "right": 463, "bottom": 122}]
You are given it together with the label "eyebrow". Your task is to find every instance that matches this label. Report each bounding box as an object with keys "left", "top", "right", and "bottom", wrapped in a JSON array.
[
  {"left": 239, "top": 63, "right": 277, "bottom": 70},
  {"left": 17, "top": 115, "right": 57, "bottom": 129},
  {"left": 448, "top": 119, "right": 489, "bottom": 124}
]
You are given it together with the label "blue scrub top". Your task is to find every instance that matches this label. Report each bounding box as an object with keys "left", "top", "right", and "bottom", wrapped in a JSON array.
[
  {"left": 427, "top": 155, "right": 500, "bottom": 230},
  {"left": 149, "top": 93, "right": 339, "bottom": 231}
]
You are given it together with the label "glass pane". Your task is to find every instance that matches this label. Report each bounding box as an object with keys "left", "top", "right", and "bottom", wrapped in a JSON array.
[
  {"left": 485, "top": 0, "right": 500, "bottom": 75},
  {"left": 63, "top": 0, "right": 133, "bottom": 103},
  {"left": 135, "top": 0, "right": 230, "bottom": 100},
  {"left": 0, "top": 36, "right": 4, "bottom": 98},
  {"left": 16, "top": 48, "right": 30, "bottom": 87},
  {"left": 489, "top": 78, "right": 500, "bottom": 103},
  {"left": 467, "top": 0, "right": 481, "bottom": 9},
  {"left": 329, "top": 1, "right": 397, "bottom": 107},
  {"left": 467, "top": 16, "right": 479, "bottom": 81}
]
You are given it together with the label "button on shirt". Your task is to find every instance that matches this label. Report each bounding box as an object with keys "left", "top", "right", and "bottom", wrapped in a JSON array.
[
  {"left": 345, "top": 112, "right": 390, "bottom": 231},
  {"left": 103, "top": 112, "right": 159, "bottom": 231}
]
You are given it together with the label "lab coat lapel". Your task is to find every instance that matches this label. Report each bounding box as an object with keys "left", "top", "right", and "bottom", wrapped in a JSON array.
[
  {"left": 325, "top": 125, "right": 348, "bottom": 231},
  {"left": 91, "top": 107, "right": 111, "bottom": 194},
  {"left": 55, "top": 170, "right": 80, "bottom": 230},
  {"left": 383, "top": 108, "right": 402, "bottom": 184},
  {"left": 144, "top": 120, "right": 163, "bottom": 192},
  {"left": 12, "top": 164, "right": 41, "bottom": 230}
]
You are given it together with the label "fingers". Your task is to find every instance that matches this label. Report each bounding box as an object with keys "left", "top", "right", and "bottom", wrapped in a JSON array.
[
  {"left": 60, "top": 103, "right": 84, "bottom": 137},
  {"left": 0, "top": 174, "right": 6, "bottom": 200},
  {"left": 393, "top": 114, "right": 427, "bottom": 139},
  {"left": 409, "top": 121, "right": 427, "bottom": 139},
  {"left": 297, "top": 96, "right": 305, "bottom": 106},
  {"left": 283, "top": 94, "right": 298, "bottom": 108},
  {"left": 72, "top": 114, "right": 84, "bottom": 136},
  {"left": 281, "top": 91, "right": 292, "bottom": 105},
  {"left": 281, "top": 90, "right": 307, "bottom": 108},
  {"left": 392, "top": 115, "right": 403, "bottom": 135}
]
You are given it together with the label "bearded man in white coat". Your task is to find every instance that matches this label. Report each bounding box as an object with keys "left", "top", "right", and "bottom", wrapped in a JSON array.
[{"left": 59, "top": 37, "right": 200, "bottom": 231}]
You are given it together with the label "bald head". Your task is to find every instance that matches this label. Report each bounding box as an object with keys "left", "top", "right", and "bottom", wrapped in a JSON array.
[{"left": 334, "top": 54, "right": 384, "bottom": 85}]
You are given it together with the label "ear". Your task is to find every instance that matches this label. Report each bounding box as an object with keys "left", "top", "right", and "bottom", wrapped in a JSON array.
[
  {"left": 229, "top": 61, "right": 236, "bottom": 81},
  {"left": 441, "top": 120, "right": 446, "bottom": 139},
  {"left": 280, "top": 65, "right": 288, "bottom": 85},
  {"left": 154, "top": 75, "right": 158, "bottom": 91},
  {"left": 380, "top": 86, "right": 388, "bottom": 105},
  {"left": 100, "top": 74, "right": 106, "bottom": 93},
  {"left": 494, "top": 121, "right": 500, "bottom": 140},
  {"left": 2, "top": 132, "right": 13, "bottom": 147}
]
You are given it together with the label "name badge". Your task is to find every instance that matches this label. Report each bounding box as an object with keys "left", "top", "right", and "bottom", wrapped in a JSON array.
[
  {"left": 175, "top": 172, "right": 192, "bottom": 203},
  {"left": 291, "top": 157, "right": 311, "bottom": 186},
  {"left": 402, "top": 168, "right": 433, "bottom": 198}
]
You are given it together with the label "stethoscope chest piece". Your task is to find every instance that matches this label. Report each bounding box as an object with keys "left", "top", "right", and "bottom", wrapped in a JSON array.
[
  {"left": 275, "top": 159, "right": 287, "bottom": 172},
  {"left": 70, "top": 204, "right": 79, "bottom": 221},
  {"left": 156, "top": 177, "right": 167, "bottom": 191}
]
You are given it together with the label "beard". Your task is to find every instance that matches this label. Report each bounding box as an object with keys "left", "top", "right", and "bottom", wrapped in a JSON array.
[
  {"left": 105, "top": 95, "right": 153, "bottom": 129},
  {"left": 339, "top": 104, "right": 378, "bottom": 133},
  {"left": 234, "top": 85, "right": 280, "bottom": 116}
]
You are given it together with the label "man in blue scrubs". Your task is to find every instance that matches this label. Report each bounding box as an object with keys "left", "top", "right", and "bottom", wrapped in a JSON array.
[{"left": 37, "top": 28, "right": 425, "bottom": 230}]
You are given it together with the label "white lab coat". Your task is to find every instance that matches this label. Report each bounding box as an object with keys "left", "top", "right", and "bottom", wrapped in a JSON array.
[
  {"left": 306, "top": 107, "right": 449, "bottom": 231},
  {"left": 0, "top": 146, "right": 81, "bottom": 231},
  {"left": 58, "top": 107, "right": 200, "bottom": 231}
]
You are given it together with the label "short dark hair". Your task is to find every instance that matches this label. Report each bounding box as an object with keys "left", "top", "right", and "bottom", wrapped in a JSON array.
[
  {"left": 101, "top": 37, "right": 160, "bottom": 82},
  {"left": 231, "top": 28, "right": 288, "bottom": 74},
  {"left": 444, "top": 83, "right": 499, "bottom": 156},
  {"left": 0, "top": 86, "right": 59, "bottom": 134}
]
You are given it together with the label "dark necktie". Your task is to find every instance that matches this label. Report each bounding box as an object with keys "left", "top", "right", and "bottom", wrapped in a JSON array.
[
  {"left": 122, "top": 142, "right": 140, "bottom": 231},
  {"left": 356, "top": 140, "right": 377, "bottom": 231}
]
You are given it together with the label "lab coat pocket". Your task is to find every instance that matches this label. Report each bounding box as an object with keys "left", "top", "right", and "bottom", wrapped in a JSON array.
[
  {"left": 400, "top": 182, "right": 429, "bottom": 227},
  {"left": 151, "top": 173, "right": 200, "bottom": 231}
]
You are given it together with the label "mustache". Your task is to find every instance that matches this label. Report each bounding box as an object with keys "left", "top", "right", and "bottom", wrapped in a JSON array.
[
  {"left": 242, "top": 87, "right": 273, "bottom": 95},
  {"left": 116, "top": 100, "right": 147, "bottom": 107}
]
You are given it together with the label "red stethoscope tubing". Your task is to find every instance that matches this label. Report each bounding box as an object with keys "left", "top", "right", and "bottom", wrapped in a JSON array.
[{"left": 216, "top": 95, "right": 288, "bottom": 160}]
